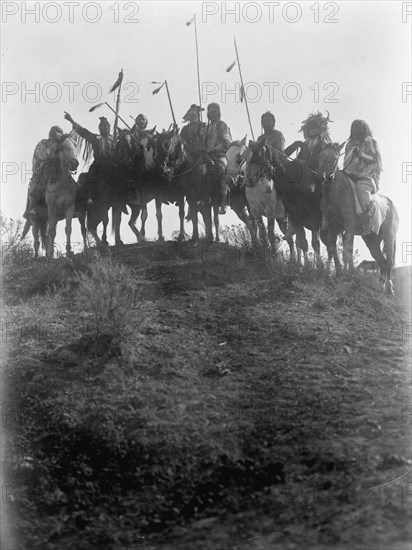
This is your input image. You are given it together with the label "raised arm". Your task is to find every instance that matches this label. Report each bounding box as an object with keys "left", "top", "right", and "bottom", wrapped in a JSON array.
[{"left": 64, "top": 112, "right": 95, "bottom": 143}]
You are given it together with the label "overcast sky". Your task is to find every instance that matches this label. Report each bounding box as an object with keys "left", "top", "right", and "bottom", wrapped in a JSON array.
[{"left": 1, "top": 1, "right": 411, "bottom": 262}]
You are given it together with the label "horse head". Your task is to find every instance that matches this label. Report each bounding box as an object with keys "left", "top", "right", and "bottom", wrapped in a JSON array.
[
  {"left": 59, "top": 134, "right": 79, "bottom": 173},
  {"left": 139, "top": 133, "right": 157, "bottom": 171},
  {"left": 115, "top": 130, "right": 139, "bottom": 166},
  {"left": 226, "top": 135, "right": 247, "bottom": 187},
  {"left": 162, "top": 132, "right": 184, "bottom": 181},
  {"left": 317, "top": 142, "right": 345, "bottom": 182}
]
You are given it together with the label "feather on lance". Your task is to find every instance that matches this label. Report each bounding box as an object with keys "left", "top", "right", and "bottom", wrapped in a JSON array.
[{"left": 109, "top": 70, "right": 123, "bottom": 93}]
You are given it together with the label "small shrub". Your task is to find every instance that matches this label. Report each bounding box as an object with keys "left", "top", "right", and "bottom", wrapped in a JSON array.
[{"left": 73, "top": 258, "right": 142, "bottom": 346}]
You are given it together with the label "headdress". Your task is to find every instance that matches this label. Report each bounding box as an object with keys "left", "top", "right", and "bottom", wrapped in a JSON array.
[{"left": 300, "top": 111, "right": 332, "bottom": 140}]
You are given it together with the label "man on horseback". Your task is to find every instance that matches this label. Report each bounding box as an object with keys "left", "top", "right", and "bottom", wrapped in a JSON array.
[
  {"left": 64, "top": 112, "right": 117, "bottom": 207},
  {"left": 23, "top": 126, "right": 65, "bottom": 218},
  {"left": 284, "top": 111, "right": 332, "bottom": 173},
  {"left": 131, "top": 114, "right": 150, "bottom": 141},
  {"left": 342, "top": 119, "right": 382, "bottom": 235},
  {"left": 180, "top": 104, "right": 205, "bottom": 154},
  {"left": 255, "top": 111, "right": 285, "bottom": 181},
  {"left": 203, "top": 102, "right": 232, "bottom": 214}
]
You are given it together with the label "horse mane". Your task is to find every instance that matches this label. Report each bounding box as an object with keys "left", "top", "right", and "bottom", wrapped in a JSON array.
[{"left": 67, "top": 129, "right": 93, "bottom": 165}]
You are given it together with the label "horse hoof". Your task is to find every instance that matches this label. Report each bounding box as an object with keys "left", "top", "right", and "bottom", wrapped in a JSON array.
[
  {"left": 116, "top": 240, "right": 124, "bottom": 246},
  {"left": 158, "top": 236, "right": 165, "bottom": 243}
]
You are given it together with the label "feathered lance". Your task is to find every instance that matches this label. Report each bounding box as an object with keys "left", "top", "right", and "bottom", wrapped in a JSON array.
[
  {"left": 152, "top": 80, "right": 177, "bottom": 131},
  {"left": 228, "top": 37, "right": 255, "bottom": 141},
  {"left": 186, "top": 14, "right": 203, "bottom": 121},
  {"left": 109, "top": 69, "right": 124, "bottom": 137}
]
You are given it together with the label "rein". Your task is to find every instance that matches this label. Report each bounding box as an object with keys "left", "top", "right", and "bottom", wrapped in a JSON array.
[{"left": 169, "top": 155, "right": 203, "bottom": 178}]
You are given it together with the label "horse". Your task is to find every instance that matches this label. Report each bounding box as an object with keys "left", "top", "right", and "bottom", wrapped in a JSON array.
[
  {"left": 82, "top": 128, "right": 145, "bottom": 248},
  {"left": 163, "top": 134, "right": 216, "bottom": 243},
  {"left": 269, "top": 148, "right": 324, "bottom": 262},
  {"left": 111, "top": 129, "right": 186, "bottom": 244},
  {"left": 222, "top": 136, "right": 250, "bottom": 227},
  {"left": 21, "top": 134, "right": 86, "bottom": 259},
  {"left": 237, "top": 141, "right": 295, "bottom": 255},
  {"left": 317, "top": 143, "right": 399, "bottom": 294}
]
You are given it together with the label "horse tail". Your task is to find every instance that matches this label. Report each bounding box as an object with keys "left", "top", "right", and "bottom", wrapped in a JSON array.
[
  {"left": 382, "top": 197, "right": 398, "bottom": 266},
  {"left": 39, "top": 217, "right": 48, "bottom": 250},
  {"left": 20, "top": 219, "right": 31, "bottom": 241}
]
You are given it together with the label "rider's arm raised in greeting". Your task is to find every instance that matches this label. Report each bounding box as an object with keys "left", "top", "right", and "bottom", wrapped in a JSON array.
[{"left": 64, "top": 112, "right": 95, "bottom": 143}]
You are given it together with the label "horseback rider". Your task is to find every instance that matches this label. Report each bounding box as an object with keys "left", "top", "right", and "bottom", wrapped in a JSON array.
[
  {"left": 180, "top": 104, "right": 205, "bottom": 155},
  {"left": 23, "top": 126, "right": 65, "bottom": 218},
  {"left": 203, "top": 103, "right": 232, "bottom": 214},
  {"left": 64, "top": 112, "right": 117, "bottom": 207},
  {"left": 131, "top": 114, "right": 150, "bottom": 141},
  {"left": 255, "top": 112, "right": 285, "bottom": 180},
  {"left": 342, "top": 119, "right": 382, "bottom": 234},
  {"left": 284, "top": 111, "right": 332, "bottom": 173}
]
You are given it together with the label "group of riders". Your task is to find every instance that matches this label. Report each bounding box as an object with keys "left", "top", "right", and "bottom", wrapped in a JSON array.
[{"left": 24, "top": 102, "right": 383, "bottom": 236}]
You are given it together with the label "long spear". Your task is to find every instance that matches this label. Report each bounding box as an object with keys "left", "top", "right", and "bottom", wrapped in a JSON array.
[
  {"left": 186, "top": 14, "right": 202, "bottom": 120},
  {"left": 152, "top": 80, "right": 177, "bottom": 131},
  {"left": 110, "top": 68, "right": 124, "bottom": 137},
  {"left": 233, "top": 36, "right": 255, "bottom": 141}
]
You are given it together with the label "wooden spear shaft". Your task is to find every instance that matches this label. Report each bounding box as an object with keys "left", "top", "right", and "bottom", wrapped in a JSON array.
[
  {"left": 193, "top": 14, "right": 203, "bottom": 120},
  {"left": 234, "top": 37, "right": 255, "bottom": 141},
  {"left": 113, "top": 69, "right": 123, "bottom": 137},
  {"left": 164, "top": 80, "right": 177, "bottom": 129}
]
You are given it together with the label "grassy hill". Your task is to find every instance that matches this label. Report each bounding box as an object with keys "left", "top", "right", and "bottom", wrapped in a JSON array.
[{"left": 2, "top": 240, "right": 411, "bottom": 550}]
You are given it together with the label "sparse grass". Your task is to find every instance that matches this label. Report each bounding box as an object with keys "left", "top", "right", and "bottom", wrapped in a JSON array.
[{"left": 2, "top": 236, "right": 410, "bottom": 550}]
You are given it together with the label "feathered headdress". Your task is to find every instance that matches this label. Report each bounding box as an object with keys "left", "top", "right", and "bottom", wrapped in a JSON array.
[{"left": 300, "top": 111, "right": 332, "bottom": 140}]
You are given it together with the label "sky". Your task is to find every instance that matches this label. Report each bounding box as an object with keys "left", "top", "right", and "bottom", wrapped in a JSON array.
[{"left": 1, "top": 1, "right": 411, "bottom": 263}]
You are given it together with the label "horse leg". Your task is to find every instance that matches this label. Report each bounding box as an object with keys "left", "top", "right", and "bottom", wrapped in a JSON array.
[
  {"left": 79, "top": 212, "right": 88, "bottom": 251},
  {"left": 191, "top": 203, "right": 199, "bottom": 244},
  {"left": 248, "top": 215, "right": 259, "bottom": 245},
  {"left": 47, "top": 217, "right": 57, "bottom": 259},
  {"left": 65, "top": 208, "right": 74, "bottom": 258},
  {"left": 276, "top": 217, "right": 294, "bottom": 259},
  {"left": 342, "top": 230, "right": 355, "bottom": 272},
  {"left": 311, "top": 230, "right": 320, "bottom": 258},
  {"left": 87, "top": 211, "right": 102, "bottom": 249},
  {"left": 102, "top": 210, "right": 109, "bottom": 246},
  {"left": 267, "top": 217, "right": 276, "bottom": 250},
  {"left": 258, "top": 216, "right": 268, "bottom": 246},
  {"left": 213, "top": 204, "right": 220, "bottom": 242},
  {"left": 32, "top": 222, "right": 40, "bottom": 260},
  {"left": 155, "top": 198, "right": 164, "bottom": 242},
  {"left": 112, "top": 205, "right": 123, "bottom": 246},
  {"left": 128, "top": 205, "right": 142, "bottom": 242},
  {"left": 177, "top": 197, "right": 185, "bottom": 241},
  {"left": 200, "top": 203, "right": 213, "bottom": 242},
  {"left": 363, "top": 234, "right": 394, "bottom": 295},
  {"left": 295, "top": 227, "right": 309, "bottom": 265},
  {"left": 140, "top": 204, "right": 148, "bottom": 240}
]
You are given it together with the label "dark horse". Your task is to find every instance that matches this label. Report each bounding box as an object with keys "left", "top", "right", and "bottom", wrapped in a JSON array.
[
  {"left": 110, "top": 129, "right": 186, "bottom": 244},
  {"left": 269, "top": 148, "right": 324, "bottom": 261},
  {"left": 163, "top": 133, "right": 217, "bottom": 243},
  {"left": 318, "top": 143, "right": 399, "bottom": 294}
]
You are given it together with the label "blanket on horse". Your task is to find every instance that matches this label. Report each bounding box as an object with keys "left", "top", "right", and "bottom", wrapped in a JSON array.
[{"left": 341, "top": 172, "right": 389, "bottom": 235}]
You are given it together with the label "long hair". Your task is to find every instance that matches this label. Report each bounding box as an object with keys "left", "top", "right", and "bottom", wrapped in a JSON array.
[{"left": 349, "top": 119, "right": 372, "bottom": 141}]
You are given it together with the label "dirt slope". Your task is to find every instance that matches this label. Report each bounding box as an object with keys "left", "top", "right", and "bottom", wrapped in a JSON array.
[{"left": 3, "top": 242, "right": 411, "bottom": 550}]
